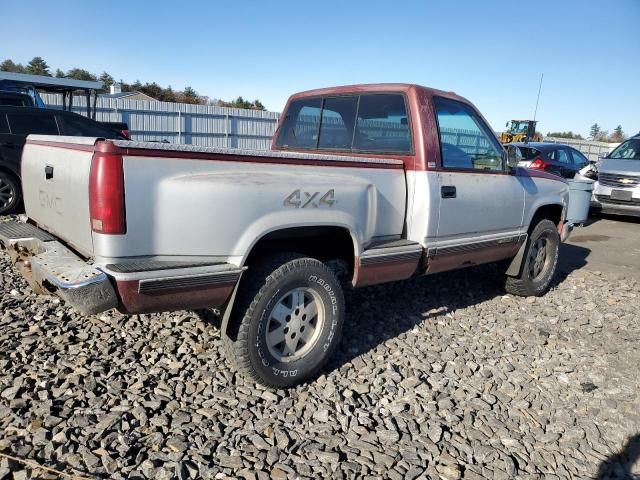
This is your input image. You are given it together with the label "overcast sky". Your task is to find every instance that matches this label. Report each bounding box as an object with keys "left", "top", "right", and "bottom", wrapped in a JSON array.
[{"left": 2, "top": 0, "right": 638, "bottom": 137}]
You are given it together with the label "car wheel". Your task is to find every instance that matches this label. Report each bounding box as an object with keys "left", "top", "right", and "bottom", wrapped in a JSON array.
[
  {"left": 504, "top": 219, "right": 559, "bottom": 297},
  {"left": 0, "top": 171, "right": 21, "bottom": 216},
  {"left": 224, "top": 253, "right": 345, "bottom": 388}
]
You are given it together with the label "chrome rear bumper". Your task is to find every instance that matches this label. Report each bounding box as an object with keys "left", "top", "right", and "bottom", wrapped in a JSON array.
[{"left": 0, "top": 222, "right": 118, "bottom": 314}]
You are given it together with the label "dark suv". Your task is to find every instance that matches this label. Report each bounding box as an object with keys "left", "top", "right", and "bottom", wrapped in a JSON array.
[{"left": 0, "top": 106, "right": 126, "bottom": 215}]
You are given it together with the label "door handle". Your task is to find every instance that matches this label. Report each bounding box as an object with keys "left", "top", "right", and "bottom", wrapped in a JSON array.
[
  {"left": 441, "top": 185, "right": 456, "bottom": 199},
  {"left": 45, "top": 165, "right": 54, "bottom": 180}
]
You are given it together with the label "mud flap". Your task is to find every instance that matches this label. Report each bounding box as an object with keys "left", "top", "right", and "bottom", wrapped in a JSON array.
[{"left": 505, "top": 240, "right": 528, "bottom": 277}]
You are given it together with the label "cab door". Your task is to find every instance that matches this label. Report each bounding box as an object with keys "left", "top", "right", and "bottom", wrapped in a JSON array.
[{"left": 428, "top": 97, "right": 525, "bottom": 269}]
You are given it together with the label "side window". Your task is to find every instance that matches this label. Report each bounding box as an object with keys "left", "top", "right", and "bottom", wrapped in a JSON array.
[
  {"left": 570, "top": 148, "right": 588, "bottom": 166},
  {"left": 318, "top": 96, "right": 358, "bottom": 150},
  {"left": 0, "top": 115, "right": 9, "bottom": 134},
  {"left": 551, "top": 148, "right": 571, "bottom": 164},
  {"left": 275, "top": 98, "right": 322, "bottom": 149},
  {"left": 434, "top": 97, "right": 504, "bottom": 171},
  {"left": 353, "top": 94, "right": 411, "bottom": 153},
  {"left": 59, "top": 114, "right": 119, "bottom": 137},
  {"left": 7, "top": 113, "right": 59, "bottom": 135}
]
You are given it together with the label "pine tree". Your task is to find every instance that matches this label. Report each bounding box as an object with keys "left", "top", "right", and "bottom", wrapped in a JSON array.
[
  {"left": 1, "top": 59, "right": 27, "bottom": 73},
  {"left": 27, "top": 56, "right": 51, "bottom": 76},
  {"left": 99, "top": 71, "right": 115, "bottom": 91},
  {"left": 612, "top": 125, "right": 625, "bottom": 142},
  {"left": 589, "top": 123, "right": 601, "bottom": 140},
  {"left": 55, "top": 68, "right": 65, "bottom": 78}
]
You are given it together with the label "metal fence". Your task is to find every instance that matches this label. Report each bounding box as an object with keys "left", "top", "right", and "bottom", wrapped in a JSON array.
[
  {"left": 542, "top": 136, "right": 619, "bottom": 161},
  {"left": 41, "top": 94, "right": 621, "bottom": 159},
  {"left": 41, "top": 93, "right": 280, "bottom": 150}
]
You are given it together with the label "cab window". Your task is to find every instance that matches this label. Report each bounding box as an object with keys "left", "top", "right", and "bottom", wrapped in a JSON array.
[
  {"left": 275, "top": 93, "right": 412, "bottom": 154},
  {"left": 434, "top": 97, "right": 504, "bottom": 171}
]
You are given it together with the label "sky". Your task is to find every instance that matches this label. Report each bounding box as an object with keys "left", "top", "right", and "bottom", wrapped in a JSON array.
[{"left": 2, "top": 0, "right": 638, "bottom": 137}]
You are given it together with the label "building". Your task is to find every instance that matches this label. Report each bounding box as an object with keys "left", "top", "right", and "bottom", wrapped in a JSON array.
[{"left": 100, "top": 83, "right": 157, "bottom": 102}]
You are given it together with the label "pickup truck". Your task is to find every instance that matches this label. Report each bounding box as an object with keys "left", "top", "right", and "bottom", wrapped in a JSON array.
[{"left": 0, "top": 84, "right": 572, "bottom": 387}]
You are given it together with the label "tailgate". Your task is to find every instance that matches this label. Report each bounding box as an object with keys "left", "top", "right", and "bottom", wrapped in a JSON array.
[{"left": 22, "top": 135, "right": 98, "bottom": 257}]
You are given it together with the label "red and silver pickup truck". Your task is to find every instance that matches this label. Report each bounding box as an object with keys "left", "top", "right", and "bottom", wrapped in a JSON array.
[{"left": 0, "top": 84, "right": 571, "bottom": 387}]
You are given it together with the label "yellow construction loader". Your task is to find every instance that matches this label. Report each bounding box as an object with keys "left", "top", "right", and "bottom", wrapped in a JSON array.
[{"left": 500, "top": 120, "right": 543, "bottom": 144}]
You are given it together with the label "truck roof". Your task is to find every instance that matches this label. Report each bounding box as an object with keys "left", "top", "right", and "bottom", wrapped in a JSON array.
[{"left": 288, "top": 83, "right": 471, "bottom": 104}]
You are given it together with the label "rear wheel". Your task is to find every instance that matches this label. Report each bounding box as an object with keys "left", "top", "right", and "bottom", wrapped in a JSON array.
[
  {"left": 0, "top": 171, "right": 20, "bottom": 216},
  {"left": 504, "top": 219, "right": 559, "bottom": 297},
  {"left": 224, "top": 253, "right": 345, "bottom": 388}
]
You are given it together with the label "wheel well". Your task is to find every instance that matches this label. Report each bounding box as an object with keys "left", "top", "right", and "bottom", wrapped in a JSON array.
[
  {"left": 0, "top": 166, "right": 20, "bottom": 181},
  {"left": 245, "top": 226, "right": 355, "bottom": 275},
  {"left": 530, "top": 204, "right": 563, "bottom": 231}
]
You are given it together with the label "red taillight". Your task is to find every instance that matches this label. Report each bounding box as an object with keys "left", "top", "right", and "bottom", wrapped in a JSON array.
[
  {"left": 529, "top": 158, "right": 549, "bottom": 170},
  {"left": 89, "top": 151, "right": 126, "bottom": 234}
]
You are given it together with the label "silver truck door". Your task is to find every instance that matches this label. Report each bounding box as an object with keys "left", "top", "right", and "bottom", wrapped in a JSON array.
[{"left": 431, "top": 97, "right": 525, "bottom": 248}]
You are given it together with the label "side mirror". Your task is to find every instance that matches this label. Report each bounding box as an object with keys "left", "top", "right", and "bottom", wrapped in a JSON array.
[{"left": 505, "top": 146, "right": 521, "bottom": 170}]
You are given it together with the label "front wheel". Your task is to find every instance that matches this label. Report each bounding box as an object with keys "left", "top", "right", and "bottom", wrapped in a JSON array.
[
  {"left": 224, "top": 254, "right": 345, "bottom": 388},
  {"left": 504, "top": 219, "right": 559, "bottom": 297}
]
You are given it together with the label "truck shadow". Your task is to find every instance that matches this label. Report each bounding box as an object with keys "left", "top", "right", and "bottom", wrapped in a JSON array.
[
  {"left": 325, "top": 243, "right": 590, "bottom": 375},
  {"left": 596, "top": 434, "right": 640, "bottom": 479}
]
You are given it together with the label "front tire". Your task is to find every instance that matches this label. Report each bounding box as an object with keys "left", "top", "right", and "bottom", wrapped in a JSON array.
[
  {"left": 504, "top": 219, "right": 559, "bottom": 297},
  {"left": 224, "top": 254, "right": 345, "bottom": 388},
  {"left": 0, "top": 171, "right": 21, "bottom": 216}
]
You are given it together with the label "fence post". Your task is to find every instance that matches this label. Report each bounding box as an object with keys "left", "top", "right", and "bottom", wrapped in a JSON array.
[{"left": 178, "top": 111, "right": 182, "bottom": 144}]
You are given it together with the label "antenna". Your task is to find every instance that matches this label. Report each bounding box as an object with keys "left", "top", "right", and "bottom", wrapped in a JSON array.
[{"left": 533, "top": 73, "right": 544, "bottom": 122}]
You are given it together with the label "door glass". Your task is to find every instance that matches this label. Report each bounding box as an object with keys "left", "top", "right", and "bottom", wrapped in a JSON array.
[
  {"left": 551, "top": 148, "right": 571, "bottom": 164},
  {"left": 8, "top": 113, "right": 58, "bottom": 135},
  {"left": 570, "top": 149, "right": 588, "bottom": 166},
  {"left": 318, "top": 96, "right": 358, "bottom": 150},
  {"left": 434, "top": 97, "right": 504, "bottom": 171}
]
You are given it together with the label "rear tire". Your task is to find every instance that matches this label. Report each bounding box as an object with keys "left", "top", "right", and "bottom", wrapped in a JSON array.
[
  {"left": 504, "top": 219, "right": 559, "bottom": 297},
  {"left": 0, "top": 171, "right": 21, "bottom": 216},
  {"left": 224, "top": 253, "right": 345, "bottom": 388}
]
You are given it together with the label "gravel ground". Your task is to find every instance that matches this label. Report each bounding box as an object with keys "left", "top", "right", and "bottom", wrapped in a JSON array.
[{"left": 1, "top": 218, "right": 639, "bottom": 479}]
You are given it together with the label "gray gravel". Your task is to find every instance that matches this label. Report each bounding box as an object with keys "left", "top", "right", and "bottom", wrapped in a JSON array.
[{"left": 1, "top": 216, "right": 639, "bottom": 479}]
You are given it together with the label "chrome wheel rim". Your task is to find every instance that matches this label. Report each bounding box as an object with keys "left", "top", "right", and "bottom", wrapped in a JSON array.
[
  {"left": 528, "top": 234, "right": 551, "bottom": 280},
  {"left": 0, "top": 177, "right": 15, "bottom": 212},
  {"left": 266, "top": 287, "right": 324, "bottom": 363}
]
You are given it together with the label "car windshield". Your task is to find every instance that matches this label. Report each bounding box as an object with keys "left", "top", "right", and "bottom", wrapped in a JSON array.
[{"left": 608, "top": 138, "right": 640, "bottom": 160}]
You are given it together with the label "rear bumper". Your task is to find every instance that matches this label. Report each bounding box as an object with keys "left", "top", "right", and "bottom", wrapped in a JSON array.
[
  {"left": 0, "top": 221, "right": 244, "bottom": 315},
  {"left": 0, "top": 222, "right": 118, "bottom": 314}
]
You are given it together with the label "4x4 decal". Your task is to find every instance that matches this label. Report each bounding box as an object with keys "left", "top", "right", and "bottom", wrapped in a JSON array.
[{"left": 283, "top": 189, "right": 335, "bottom": 208}]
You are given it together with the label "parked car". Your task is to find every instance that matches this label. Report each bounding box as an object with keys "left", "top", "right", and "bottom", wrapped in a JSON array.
[
  {"left": 505, "top": 142, "right": 590, "bottom": 178},
  {"left": 0, "top": 83, "right": 571, "bottom": 387},
  {"left": 591, "top": 135, "right": 640, "bottom": 217},
  {"left": 0, "top": 106, "right": 126, "bottom": 215},
  {"left": 0, "top": 91, "right": 35, "bottom": 107}
]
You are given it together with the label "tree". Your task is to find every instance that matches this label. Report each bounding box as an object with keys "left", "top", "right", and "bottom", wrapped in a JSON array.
[
  {"left": 611, "top": 125, "right": 626, "bottom": 143},
  {"left": 27, "top": 56, "right": 51, "bottom": 76},
  {"left": 140, "top": 82, "right": 163, "bottom": 100},
  {"left": 66, "top": 68, "right": 97, "bottom": 81},
  {"left": 547, "top": 131, "right": 583, "bottom": 140},
  {"left": 589, "top": 123, "right": 601, "bottom": 140},
  {"left": 182, "top": 86, "right": 199, "bottom": 104},
  {"left": 253, "top": 99, "right": 265, "bottom": 111},
  {"left": 55, "top": 68, "right": 65, "bottom": 78},
  {"left": 0, "top": 59, "right": 27, "bottom": 73},
  {"left": 160, "top": 85, "right": 176, "bottom": 103},
  {"left": 99, "top": 71, "right": 115, "bottom": 91}
]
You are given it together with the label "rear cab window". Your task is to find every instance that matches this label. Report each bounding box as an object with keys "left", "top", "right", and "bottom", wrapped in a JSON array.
[{"left": 275, "top": 93, "right": 412, "bottom": 154}]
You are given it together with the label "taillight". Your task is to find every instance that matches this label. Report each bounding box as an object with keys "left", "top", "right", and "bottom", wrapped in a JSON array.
[
  {"left": 529, "top": 158, "right": 549, "bottom": 170},
  {"left": 122, "top": 129, "right": 130, "bottom": 139},
  {"left": 89, "top": 151, "right": 126, "bottom": 234}
]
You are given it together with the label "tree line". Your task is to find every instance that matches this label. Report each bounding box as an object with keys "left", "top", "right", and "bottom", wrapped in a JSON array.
[
  {"left": 547, "top": 125, "right": 627, "bottom": 143},
  {"left": 0, "top": 56, "right": 266, "bottom": 110}
]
